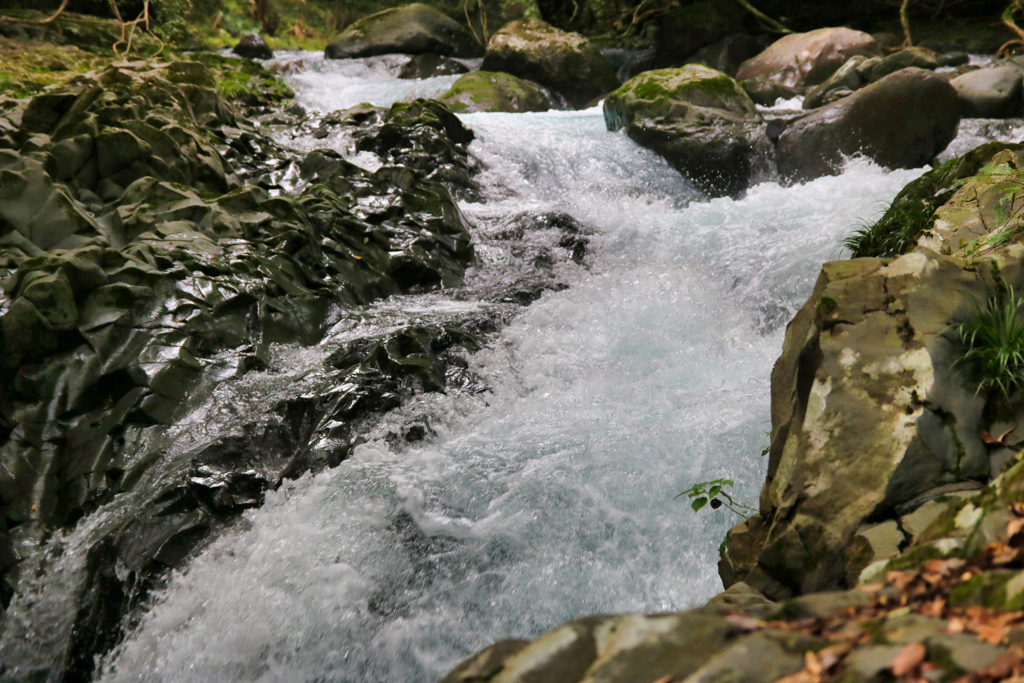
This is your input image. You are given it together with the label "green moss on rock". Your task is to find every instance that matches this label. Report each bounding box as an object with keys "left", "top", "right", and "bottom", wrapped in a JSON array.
[
  {"left": 603, "top": 65, "right": 759, "bottom": 131},
  {"left": 439, "top": 71, "right": 554, "bottom": 113}
]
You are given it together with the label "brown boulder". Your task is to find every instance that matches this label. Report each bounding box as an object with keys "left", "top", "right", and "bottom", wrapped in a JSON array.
[{"left": 737, "top": 27, "right": 881, "bottom": 91}]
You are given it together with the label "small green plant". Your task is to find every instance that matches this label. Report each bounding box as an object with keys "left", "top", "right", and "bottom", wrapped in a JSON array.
[
  {"left": 675, "top": 479, "right": 757, "bottom": 518},
  {"left": 950, "top": 283, "right": 1024, "bottom": 399}
]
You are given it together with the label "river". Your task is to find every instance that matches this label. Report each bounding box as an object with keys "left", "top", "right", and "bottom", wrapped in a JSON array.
[{"left": 100, "top": 52, "right": 931, "bottom": 682}]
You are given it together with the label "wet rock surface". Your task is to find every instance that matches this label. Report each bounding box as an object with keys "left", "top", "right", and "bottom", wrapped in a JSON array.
[
  {"left": 439, "top": 71, "right": 559, "bottom": 113},
  {"left": 481, "top": 18, "right": 619, "bottom": 110},
  {"left": 325, "top": 3, "right": 484, "bottom": 60},
  {"left": 777, "top": 68, "right": 960, "bottom": 183},
  {"left": 0, "top": 54, "right": 589, "bottom": 681},
  {"left": 232, "top": 34, "right": 273, "bottom": 61},
  {"left": 398, "top": 53, "right": 471, "bottom": 79},
  {"left": 737, "top": 27, "right": 881, "bottom": 93},
  {"left": 604, "top": 65, "right": 769, "bottom": 198}
]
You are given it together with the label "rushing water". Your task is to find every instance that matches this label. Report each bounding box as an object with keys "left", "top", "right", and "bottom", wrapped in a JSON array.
[{"left": 102, "top": 59, "right": 931, "bottom": 682}]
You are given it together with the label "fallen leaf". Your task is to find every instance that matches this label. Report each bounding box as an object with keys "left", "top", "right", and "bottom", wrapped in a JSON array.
[
  {"left": 725, "top": 614, "right": 761, "bottom": 631},
  {"left": 1014, "top": 502, "right": 1024, "bottom": 518},
  {"left": 806, "top": 651, "right": 822, "bottom": 675},
  {"left": 948, "top": 618, "right": 966, "bottom": 634},
  {"left": 891, "top": 642, "right": 926, "bottom": 676},
  {"left": 982, "top": 430, "right": 999, "bottom": 444},
  {"left": 1010, "top": 518, "right": 1024, "bottom": 538},
  {"left": 977, "top": 623, "right": 1012, "bottom": 644},
  {"left": 921, "top": 598, "right": 946, "bottom": 618},
  {"left": 817, "top": 643, "right": 853, "bottom": 671}
]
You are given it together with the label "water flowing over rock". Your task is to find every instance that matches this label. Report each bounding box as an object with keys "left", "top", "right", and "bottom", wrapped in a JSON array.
[
  {"left": 439, "top": 71, "right": 558, "bottom": 113},
  {"left": 737, "top": 27, "right": 881, "bottom": 93},
  {"left": 603, "top": 65, "right": 768, "bottom": 198},
  {"left": 0, "top": 59, "right": 490, "bottom": 679},
  {"left": 325, "top": 3, "right": 484, "bottom": 60},
  {"left": 398, "top": 53, "right": 471, "bottom": 79},
  {"left": 481, "top": 18, "right": 619, "bottom": 109},
  {"left": 777, "top": 68, "right": 960, "bottom": 183}
]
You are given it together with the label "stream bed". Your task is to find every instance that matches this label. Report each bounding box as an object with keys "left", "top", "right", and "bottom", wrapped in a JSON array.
[{"left": 100, "top": 54, "right": 937, "bottom": 682}]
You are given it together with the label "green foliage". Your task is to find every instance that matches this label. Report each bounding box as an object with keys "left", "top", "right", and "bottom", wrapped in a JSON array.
[
  {"left": 675, "top": 478, "right": 757, "bottom": 518},
  {"left": 151, "top": 0, "right": 192, "bottom": 45},
  {"left": 950, "top": 282, "right": 1024, "bottom": 399},
  {"left": 843, "top": 142, "right": 1024, "bottom": 259}
]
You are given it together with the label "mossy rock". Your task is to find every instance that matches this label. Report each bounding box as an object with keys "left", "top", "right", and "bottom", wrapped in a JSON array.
[
  {"left": 439, "top": 71, "right": 556, "bottom": 113},
  {"left": 604, "top": 65, "right": 759, "bottom": 131},
  {"left": 481, "top": 18, "right": 618, "bottom": 109},
  {"left": 325, "top": 3, "right": 483, "bottom": 60}
]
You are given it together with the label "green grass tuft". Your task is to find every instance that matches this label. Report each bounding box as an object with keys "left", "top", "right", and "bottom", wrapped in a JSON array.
[{"left": 951, "top": 285, "right": 1024, "bottom": 399}]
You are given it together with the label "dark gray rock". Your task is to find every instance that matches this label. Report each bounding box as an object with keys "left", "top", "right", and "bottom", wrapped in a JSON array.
[
  {"left": 683, "top": 34, "right": 766, "bottom": 78},
  {"left": 777, "top": 68, "right": 960, "bottom": 183},
  {"left": 951, "top": 66, "right": 1024, "bottom": 118},
  {"left": 397, "top": 53, "right": 470, "bottom": 79},
  {"left": 605, "top": 65, "right": 768, "bottom": 198},
  {"left": 232, "top": 34, "right": 273, "bottom": 60}
]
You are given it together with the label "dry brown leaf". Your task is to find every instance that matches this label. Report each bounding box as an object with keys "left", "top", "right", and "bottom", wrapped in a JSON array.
[
  {"left": 948, "top": 618, "right": 967, "bottom": 634},
  {"left": 651, "top": 677, "right": 674, "bottom": 683},
  {"left": 725, "top": 614, "right": 761, "bottom": 631},
  {"left": 921, "top": 572, "right": 943, "bottom": 586},
  {"left": 976, "top": 623, "right": 1012, "bottom": 644},
  {"left": 805, "top": 651, "right": 822, "bottom": 675},
  {"left": 1013, "top": 502, "right": 1024, "bottom": 518},
  {"left": 1010, "top": 518, "right": 1024, "bottom": 538},
  {"left": 891, "top": 642, "right": 926, "bottom": 676},
  {"left": 817, "top": 643, "right": 853, "bottom": 671},
  {"left": 982, "top": 430, "right": 999, "bottom": 444},
  {"left": 980, "top": 650, "right": 1024, "bottom": 678},
  {"left": 921, "top": 598, "right": 946, "bottom": 618}
]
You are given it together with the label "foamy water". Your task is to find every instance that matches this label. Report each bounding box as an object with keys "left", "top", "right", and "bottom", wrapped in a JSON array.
[{"left": 101, "top": 59, "right": 930, "bottom": 683}]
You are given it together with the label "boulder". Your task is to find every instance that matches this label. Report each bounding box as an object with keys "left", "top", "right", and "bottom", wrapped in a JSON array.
[
  {"left": 232, "top": 34, "right": 273, "bottom": 60},
  {"left": 802, "top": 55, "right": 866, "bottom": 109},
  {"left": 951, "top": 66, "right": 1024, "bottom": 118},
  {"left": 397, "top": 53, "right": 470, "bottom": 79},
  {"left": 653, "top": 0, "right": 748, "bottom": 69},
  {"left": 604, "top": 66, "right": 767, "bottom": 198},
  {"left": 439, "top": 71, "right": 556, "bottom": 113},
  {"left": 863, "top": 47, "right": 940, "bottom": 82},
  {"left": 737, "top": 27, "right": 881, "bottom": 91},
  {"left": 325, "top": 3, "right": 483, "bottom": 60},
  {"left": 481, "top": 18, "right": 618, "bottom": 109},
  {"left": 777, "top": 68, "right": 960, "bottom": 183},
  {"left": 683, "top": 34, "right": 766, "bottom": 78},
  {"left": 719, "top": 250, "right": 998, "bottom": 598}
]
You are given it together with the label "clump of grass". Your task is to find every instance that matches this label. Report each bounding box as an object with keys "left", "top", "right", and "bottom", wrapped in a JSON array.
[
  {"left": 844, "top": 142, "right": 1024, "bottom": 258},
  {"left": 951, "top": 284, "right": 1024, "bottom": 399}
]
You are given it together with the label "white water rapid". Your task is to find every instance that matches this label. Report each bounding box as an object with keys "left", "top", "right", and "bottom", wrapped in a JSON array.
[{"left": 101, "top": 56, "right": 931, "bottom": 682}]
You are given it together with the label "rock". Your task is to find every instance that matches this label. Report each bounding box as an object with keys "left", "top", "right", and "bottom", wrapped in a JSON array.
[
  {"left": 604, "top": 66, "right": 768, "bottom": 198},
  {"left": 232, "top": 34, "right": 273, "bottom": 60},
  {"left": 863, "top": 47, "right": 940, "bottom": 82},
  {"left": 718, "top": 244, "right": 1024, "bottom": 598},
  {"left": 325, "top": 3, "right": 483, "bottom": 60},
  {"left": 439, "top": 71, "right": 556, "bottom": 113},
  {"left": 653, "top": 0, "right": 747, "bottom": 69},
  {"left": 481, "top": 18, "right": 618, "bottom": 109},
  {"left": 777, "top": 68, "right": 960, "bottom": 183},
  {"left": 741, "top": 77, "right": 803, "bottom": 107},
  {"left": 951, "top": 66, "right": 1024, "bottom": 118},
  {"left": 397, "top": 53, "right": 470, "bottom": 79},
  {"left": 855, "top": 520, "right": 906, "bottom": 563},
  {"left": 683, "top": 34, "right": 765, "bottom": 78},
  {"left": 737, "top": 27, "right": 881, "bottom": 91},
  {"left": 616, "top": 49, "right": 655, "bottom": 82},
  {"left": 803, "top": 55, "right": 866, "bottom": 109}
]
